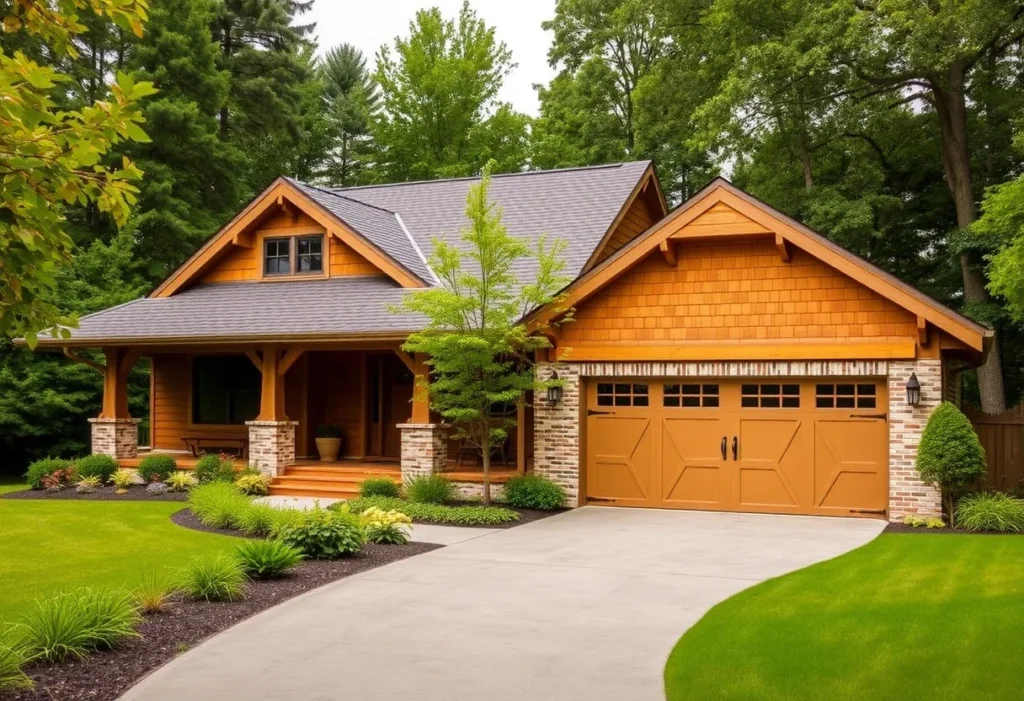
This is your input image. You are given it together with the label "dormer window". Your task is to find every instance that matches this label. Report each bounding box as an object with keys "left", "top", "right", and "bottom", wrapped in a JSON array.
[{"left": 263, "top": 234, "right": 324, "bottom": 277}]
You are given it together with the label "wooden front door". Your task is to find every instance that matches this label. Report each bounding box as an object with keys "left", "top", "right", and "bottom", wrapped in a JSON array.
[
  {"left": 367, "top": 354, "right": 414, "bottom": 459},
  {"left": 585, "top": 379, "right": 888, "bottom": 517}
]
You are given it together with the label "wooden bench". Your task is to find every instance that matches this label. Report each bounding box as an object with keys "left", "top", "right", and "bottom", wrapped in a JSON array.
[{"left": 180, "top": 434, "right": 249, "bottom": 460}]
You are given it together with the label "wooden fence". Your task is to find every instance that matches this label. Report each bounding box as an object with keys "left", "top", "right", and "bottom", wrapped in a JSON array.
[{"left": 965, "top": 405, "right": 1024, "bottom": 491}]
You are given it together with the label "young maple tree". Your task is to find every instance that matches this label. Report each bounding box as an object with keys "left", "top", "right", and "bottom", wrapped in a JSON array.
[{"left": 400, "top": 163, "right": 570, "bottom": 504}]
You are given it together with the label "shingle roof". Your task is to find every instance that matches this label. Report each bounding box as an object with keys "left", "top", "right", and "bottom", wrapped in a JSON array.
[{"left": 55, "top": 277, "right": 427, "bottom": 344}]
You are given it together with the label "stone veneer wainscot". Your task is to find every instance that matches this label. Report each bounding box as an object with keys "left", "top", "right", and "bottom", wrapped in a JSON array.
[
  {"left": 89, "top": 418, "right": 140, "bottom": 460},
  {"left": 247, "top": 420, "right": 297, "bottom": 477}
]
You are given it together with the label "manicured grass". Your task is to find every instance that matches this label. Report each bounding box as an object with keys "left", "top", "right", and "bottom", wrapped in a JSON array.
[
  {"left": 664, "top": 533, "right": 1024, "bottom": 701},
  {"left": 0, "top": 495, "right": 238, "bottom": 624}
]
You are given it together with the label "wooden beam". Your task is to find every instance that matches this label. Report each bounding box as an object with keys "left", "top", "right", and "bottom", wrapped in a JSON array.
[
  {"left": 516, "top": 397, "right": 526, "bottom": 475},
  {"left": 410, "top": 353, "right": 431, "bottom": 424},
  {"left": 776, "top": 233, "right": 791, "bottom": 262},
  {"left": 277, "top": 194, "right": 300, "bottom": 222},
  {"left": 118, "top": 348, "right": 142, "bottom": 378},
  {"left": 245, "top": 350, "right": 263, "bottom": 371},
  {"left": 63, "top": 347, "right": 104, "bottom": 373},
  {"left": 659, "top": 239, "right": 677, "bottom": 267},
  {"left": 99, "top": 348, "right": 132, "bottom": 418},
  {"left": 554, "top": 340, "right": 918, "bottom": 362},
  {"left": 277, "top": 347, "right": 305, "bottom": 377},
  {"left": 392, "top": 348, "right": 417, "bottom": 374},
  {"left": 917, "top": 315, "right": 929, "bottom": 347},
  {"left": 257, "top": 344, "right": 287, "bottom": 421}
]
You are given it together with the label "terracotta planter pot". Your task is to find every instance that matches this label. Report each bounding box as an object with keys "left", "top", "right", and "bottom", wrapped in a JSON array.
[{"left": 316, "top": 437, "right": 342, "bottom": 462}]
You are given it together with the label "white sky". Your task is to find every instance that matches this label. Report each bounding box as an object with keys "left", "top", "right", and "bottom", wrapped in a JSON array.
[{"left": 305, "top": 0, "right": 557, "bottom": 116}]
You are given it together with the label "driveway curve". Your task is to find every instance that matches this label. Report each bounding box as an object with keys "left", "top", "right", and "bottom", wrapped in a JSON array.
[{"left": 122, "top": 507, "right": 883, "bottom": 701}]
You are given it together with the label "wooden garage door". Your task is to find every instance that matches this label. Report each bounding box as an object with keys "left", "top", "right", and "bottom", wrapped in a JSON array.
[{"left": 585, "top": 380, "right": 888, "bottom": 517}]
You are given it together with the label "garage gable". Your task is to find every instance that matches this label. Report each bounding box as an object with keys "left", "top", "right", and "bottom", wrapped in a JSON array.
[{"left": 542, "top": 179, "right": 990, "bottom": 357}]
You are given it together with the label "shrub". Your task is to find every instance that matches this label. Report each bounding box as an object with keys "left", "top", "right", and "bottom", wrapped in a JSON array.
[
  {"left": 359, "top": 477, "right": 401, "bottom": 499},
  {"left": 133, "top": 575, "right": 175, "bottom": 614},
  {"left": 955, "top": 492, "right": 1024, "bottom": 533},
  {"left": 188, "top": 482, "right": 251, "bottom": 529},
  {"left": 25, "top": 457, "right": 71, "bottom": 490},
  {"left": 234, "top": 473, "right": 270, "bottom": 496},
  {"left": 137, "top": 455, "right": 177, "bottom": 483},
  {"left": 42, "top": 467, "right": 77, "bottom": 492},
  {"left": 917, "top": 402, "right": 987, "bottom": 525},
  {"left": 74, "top": 454, "right": 118, "bottom": 482},
  {"left": 267, "top": 506, "right": 306, "bottom": 538},
  {"left": 0, "top": 631, "right": 30, "bottom": 692},
  {"left": 76, "top": 476, "right": 102, "bottom": 494},
  {"left": 21, "top": 589, "right": 141, "bottom": 663},
  {"left": 109, "top": 469, "right": 136, "bottom": 490},
  {"left": 235, "top": 540, "right": 304, "bottom": 578},
  {"left": 360, "top": 506, "right": 412, "bottom": 544},
  {"left": 342, "top": 496, "right": 519, "bottom": 526},
  {"left": 902, "top": 514, "right": 946, "bottom": 529},
  {"left": 276, "top": 506, "right": 366, "bottom": 559},
  {"left": 178, "top": 554, "right": 247, "bottom": 601},
  {"left": 193, "top": 454, "right": 226, "bottom": 484},
  {"left": 404, "top": 474, "right": 456, "bottom": 504},
  {"left": 167, "top": 471, "right": 197, "bottom": 492},
  {"left": 236, "top": 503, "right": 280, "bottom": 537},
  {"left": 503, "top": 474, "right": 566, "bottom": 510}
]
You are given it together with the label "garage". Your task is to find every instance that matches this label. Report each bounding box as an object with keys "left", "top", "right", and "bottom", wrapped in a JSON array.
[{"left": 584, "top": 379, "right": 889, "bottom": 517}]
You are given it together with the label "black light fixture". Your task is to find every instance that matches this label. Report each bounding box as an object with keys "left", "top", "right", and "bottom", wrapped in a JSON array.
[
  {"left": 905, "top": 372, "right": 921, "bottom": 406},
  {"left": 547, "top": 370, "right": 563, "bottom": 407}
]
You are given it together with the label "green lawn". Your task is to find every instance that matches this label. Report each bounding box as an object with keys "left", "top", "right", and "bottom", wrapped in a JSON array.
[
  {"left": 664, "top": 533, "right": 1024, "bottom": 701},
  {"left": 0, "top": 489, "right": 238, "bottom": 624}
]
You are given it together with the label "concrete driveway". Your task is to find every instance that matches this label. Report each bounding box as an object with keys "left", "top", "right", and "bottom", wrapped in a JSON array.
[{"left": 123, "top": 508, "right": 883, "bottom": 701}]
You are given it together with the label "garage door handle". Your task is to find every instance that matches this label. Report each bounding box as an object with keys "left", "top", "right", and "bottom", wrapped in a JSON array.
[
  {"left": 721, "top": 437, "right": 727, "bottom": 461},
  {"left": 732, "top": 436, "right": 738, "bottom": 461},
  {"left": 587, "top": 409, "right": 614, "bottom": 416},
  {"left": 850, "top": 413, "right": 887, "bottom": 420}
]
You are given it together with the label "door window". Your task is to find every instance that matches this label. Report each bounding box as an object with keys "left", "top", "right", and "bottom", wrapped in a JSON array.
[
  {"left": 816, "top": 383, "right": 877, "bottom": 409},
  {"left": 663, "top": 383, "right": 719, "bottom": 407},
  {"left": 741, "top": 383, "right": 800, "bottom": 408},
  {"left": 596, "top": 382, "right": 649, "bottom": 407}
]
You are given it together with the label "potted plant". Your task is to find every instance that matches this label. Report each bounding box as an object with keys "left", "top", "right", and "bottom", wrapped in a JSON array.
[{"left": 315, "top": 424, "right": 343, "bottom": 462}]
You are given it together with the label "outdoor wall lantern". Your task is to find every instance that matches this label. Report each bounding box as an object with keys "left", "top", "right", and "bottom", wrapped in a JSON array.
[
  {"left": 905, "top": 372, "right": 921, "bottom": 407},
  {"left": 547, "top": 371, "right": 563, "bottom": 407}
]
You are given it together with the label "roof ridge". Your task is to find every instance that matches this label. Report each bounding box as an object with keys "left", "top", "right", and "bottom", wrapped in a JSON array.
[
  {"left": 286, "top": 177, "right": 399, "bottom": 216},
  {"left": 331, "top": 161, "right": 652, "bottom": 193}
]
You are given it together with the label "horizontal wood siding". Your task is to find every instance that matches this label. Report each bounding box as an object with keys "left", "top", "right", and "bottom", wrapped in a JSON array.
[
  {"left": 561, "top": 239, "right": 918, "bottom": 345},
  {"left": 966, "top": 405, "right": 1024, "bottom": 491},
  {"left": 152, "top": 355, "right": 189, "bottom": 451},
  {"left": 308, "top": 350, "right": 365, "bottom": 458},
  {"left": 330, "top": 238, "right": 381, "bottom": 277},
  {"left": 597, "top": 192, "right": 659, "bottom": 264}
]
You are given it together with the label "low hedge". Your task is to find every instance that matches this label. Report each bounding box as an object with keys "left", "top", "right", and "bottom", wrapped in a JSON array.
[
  {"left": 341, "top": 496, "right": 519, "bottom": 526},
  {"left": 503, "top": 474, "right": 566, "bottom": 510}
]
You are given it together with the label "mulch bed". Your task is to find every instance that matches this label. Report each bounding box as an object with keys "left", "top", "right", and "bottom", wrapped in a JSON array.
[
  {"left": 884, "top": 523, "right": 1020, "bottom": 536},
  {"left": 0, "top": 542, "right": 441, "bottom": 701},
  {"left": 2, "top": 485, "right": 187, "bottom": 502},
  {"left": 170, "top": 508, "right": 248, "bottom": 537}
]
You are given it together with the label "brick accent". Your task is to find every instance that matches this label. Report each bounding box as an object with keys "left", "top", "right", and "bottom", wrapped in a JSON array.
[
  {"left": 88, "top": 418, "right": 140, "bottom": 460},
  {"left": 246, "top": 421, "right": 297, "bottom": 477},
  {"left": 398, "top": 424, "right": 447, "bottom": 482},
  {"left": 533, "top": 363, "right": 581, "bottom": 505},
  {"left": 577, "top": 360, "right": 888, "bottom": 377},
  {"left": 887, "top": 360, "right": 943, "bottom": 522}
]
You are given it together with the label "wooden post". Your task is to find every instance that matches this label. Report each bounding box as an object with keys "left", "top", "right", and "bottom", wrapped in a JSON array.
[
  {"left": 516, "top": 396, "right": 526, "bottom": 474},
  {"left": 257, "top": 345, "right": 287, "bottom": 421},
  {"left": 99, "top": 347, "right": 139, "bottom": 419},
  {"left": 410, "top": 353, "right": 431, "bottom": 424}
]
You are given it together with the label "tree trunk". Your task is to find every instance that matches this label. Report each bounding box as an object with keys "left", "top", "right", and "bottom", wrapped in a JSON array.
[
  {"left": 481, "top": 438, "right": 491, "bottom": 506},
  {"left": 932, "top": 69, "right": 1006, "bottom": 414}
]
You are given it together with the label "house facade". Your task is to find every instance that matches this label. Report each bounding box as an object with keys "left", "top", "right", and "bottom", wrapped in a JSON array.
[{"left": 33, "top": 162, "right": 989, "bottom": 521}]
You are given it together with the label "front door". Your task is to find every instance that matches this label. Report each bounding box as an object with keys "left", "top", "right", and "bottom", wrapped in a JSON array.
[{"left": 367, "top": 354, "right": 414, "bottom": 459}]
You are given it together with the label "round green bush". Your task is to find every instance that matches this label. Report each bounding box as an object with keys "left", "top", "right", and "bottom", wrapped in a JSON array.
[
  {"left": 359, "top": 477, "right": 401, "bottom": 498},
  {"left": 917, "top": 402, "right": 987, "bottom": 521},
  {"left": 404, "top": 474, "right": 456, "bottom": 504},
  {"left": 136, "top": 455, "right": 177, "bottom": 483},
  {"left": 503, "top": 474, "right": 567, "bottom": 510},
  {"left": 276, "top": 506, "right": 366, "bottom": 559},
  {"left": 73, "top": 455, "right": 118, "bottom": 482},
  {"left": 24, "top": 458, "right": 72, "bottom": 490},
  {"left": 955, "top": 492, "right": 1024, "bottom": 533},
  {"left": 193, "top": 454, "right": 227, "bottom": 484}
]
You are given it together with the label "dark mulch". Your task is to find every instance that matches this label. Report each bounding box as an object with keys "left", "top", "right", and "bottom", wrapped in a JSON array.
[
  {"left": 884, "top": 523, "right": 1020, "bottom": 536},
  {"left": 0, "top": 542, "right": 440, "bottom": 701},
  {"left": 2, "top": 485, "right": 187, "bottom": 502},
  {"left": 170, "top": 509, "right": 248, "bottom": 537}
]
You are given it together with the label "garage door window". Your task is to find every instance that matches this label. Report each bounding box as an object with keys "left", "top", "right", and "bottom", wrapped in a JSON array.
[
  {"left": 741, "top": 383, "right": 800, "bottom": 408},
  {"left": 816, "top": 383, "right": 876, "bottom": 409},
  {"left": 596, "top": 382, "right": 649, "bottom": 407},
  {"left": 664, "top": 383, "right": 719, "bottom": 407}
]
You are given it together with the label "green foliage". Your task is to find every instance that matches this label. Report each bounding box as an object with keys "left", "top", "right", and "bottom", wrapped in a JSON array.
[
  {"left": 276, "top": 506, "right": 366, "bottom": 560},
  {"left": 0, "top": 629, "right": 31, "bottom": 692},
  {"left": 236, "top": 503, "right": 283, "bottom": 537},
  {"left": 234, "top": 473, "right": 270, "bottom": 496},
  {"left": 137, "top": 454, "right": 177, "bottom": 483},
  {"left": 178, "top": 554, "right": 246, "bottom": 602},
  {"left": 133, "top": 574, "right": 175, "bottom": 614},
  {"left": 75, "top": 475, "right": 102, "bottom": 494},
  {"left": 976, "top": 133, "right": 1024, "bottom": 322},
  {"left": 187, "top": 482, "right": 251, "bottom": 529},
  {"left": 21, "top": 589, "right": 141, "bottom": 663},
  {"left": 74, "top": 454, "right": 118, "bottom": 482},
  {"left": 166, "top": 471, "right": 197, "bottom": 492},
  {"left": 955, "top": 492, "right": 1024, "bottom": 533},
  {"left": 359, "top": 477, "right": 401, "bottom": 499},
  {"left": 235, "top": 539, "right": 304, "bottom": 578},
  {"left": 917, "top": 402, "right": 988, "bottom": 522},
  {"left": 193, "top": 453, "right": 229, "bottom": 484},
  {"left": 315, "top": 423, "right": 342, "bottom": 438},
  {"left": 358, "top": 506, "right": 413, "bottom": 545},
  {"left": 109, "top": 469, "right": 136, "bottom": 490},
  {"left": 344, "top": 496, "right": 519, "bottom": 526},
  {"left": 902, "top": 515, "right": 946, "bottom": 529},
  {"left": 25, "top": 457, "right": 71, "bottom": 490},
  {"left": 319, "top": 43, "right": 379, "bottom": 186},
  {"left": 400, "top": 164, "right": 569, "bottom": 504},
  {"left": 404, "top": 474, "right": 456, "bottom": 504},
  {"left": 503, "top": 474, "right": 567, "bottom": 510}
]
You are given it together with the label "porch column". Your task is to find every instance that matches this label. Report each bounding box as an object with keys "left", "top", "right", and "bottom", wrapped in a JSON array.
[
  {"left": 399, "top": 353, "right": 446, "bottom": 480},
  {"left": 246, "top": 345, "right": 299, "bottom": 476},
  {"left": 90, "top": 347, "right": 140, "bottom": 460},
  {"left": 887, "top": 359, "right": 943, "bottom": 522}
]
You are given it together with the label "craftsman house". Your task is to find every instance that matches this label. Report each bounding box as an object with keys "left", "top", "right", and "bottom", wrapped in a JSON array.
[{"left": 32, "top": 162, "right": 990, "bottom": 522}]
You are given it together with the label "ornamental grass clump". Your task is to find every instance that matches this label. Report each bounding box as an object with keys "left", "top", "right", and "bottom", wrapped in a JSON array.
[
  {"left": 73, "top": 454, "right": 118, "bottom": 482},
  {"left": 916, "top": 402, "right": 987, "bottom": 526},
  {"left": 276, "top": 506, "right": 365, "bottom": 559},
  {"left": 109, "top": 469, "right": 136, "bottom": 490},
  {"left": 75, "top": 475, "right": 102, "bottom": 494},
  {"left": 167, "top": 471, "right": 197, "bottom": 492},
  {"left": 21, "top": 589, "right": 141, "bottom": 663},
  {"left": 236, "top": 502, "right": 281, "bottom": 537},
  {"left": 503, "top": 474, "right": 566, "bottom": 510},
  {"left": 235, "top": 540, "right": 304, "bottom": 578},
  {"left": 360, "top": 506, "right": 413, "bottom": 544},
  {"left": 955, "top": 492, "right": 1024, "bottom": 533},
  {"left": 359, "top": 476, "right": 401, "bottom": 498},
  {"left": 133, "top": 574, "right": 175, "bottom": 614},
  {"left": 0, "top": 630, "right": 31, "bottom": 692},
  {"left": 178, "top": 555, "right": 246, "bottom": 602},
  {"left": 234, "top": 472, "right": 270, "bottom": 496},
  {"left": 188, "top": 482, "right": 251, "bottom": 529},
  {"left": 404, "top": 474, "right": 456, "bottom": 504}
]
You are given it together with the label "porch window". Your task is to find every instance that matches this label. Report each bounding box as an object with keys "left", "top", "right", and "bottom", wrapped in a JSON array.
[{"left": 192, "top": 356, "right": 261, "bottom": 425}]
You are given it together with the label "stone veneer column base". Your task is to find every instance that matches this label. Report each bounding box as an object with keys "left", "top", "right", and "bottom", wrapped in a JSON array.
[
  {"left": 533, "top": 363, "right": 582, "bottom": 506},
  {"left": 888, "top": 360, "right": 943, "bottom": 522},
  {"left": 88, "top": 418, "right": 140, "bottom": 460},
  {"left": 398, "top": 424, "right": 447, "bottom": 483},
  {"left": 246, "top": 420, "right": 298, "bottom": 477}
]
